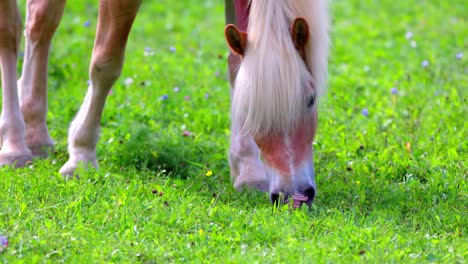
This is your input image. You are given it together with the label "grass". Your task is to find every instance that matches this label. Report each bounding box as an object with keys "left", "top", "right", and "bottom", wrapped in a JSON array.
[{"left": 1, "top": 0, "right": 466, "bottom": 262}]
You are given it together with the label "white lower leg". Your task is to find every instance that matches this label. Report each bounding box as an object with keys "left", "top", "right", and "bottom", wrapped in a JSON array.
[
  {"left": 18, "top": 39, "right": 54, "bottom": 156},
  {"left": 60, "top": 50, "right": 124, "bottom": 176},
  {"left": 59, "top": 83, "right": 108, "bottom": 176},
  {"left": 0, "top": 0, "right": 32, "bottom": 168},
  {"left": 59, "top": 0, "right": 140, "bottom": 176},
  {"left": 229, "top": 124, "right": 268, "bottom": 191},
  {"left": 0, "top": 54, "right": 32, "bottom": 167},
  {"left": 18, "top": 0, "right": 66, "bottom": 157}
]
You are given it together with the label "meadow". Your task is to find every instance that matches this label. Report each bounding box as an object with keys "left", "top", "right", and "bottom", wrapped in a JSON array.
[{"left": 1, "top": 0, "right": 466, "bottom": 262}]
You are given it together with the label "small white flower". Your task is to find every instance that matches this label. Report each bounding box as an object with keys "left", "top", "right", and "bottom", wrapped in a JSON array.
[
  {"left": 124, "top": 77, "right": 134, "bottom": 86},
  {"left": 405, "top": 31, "right": 413, "bottom": 39}
]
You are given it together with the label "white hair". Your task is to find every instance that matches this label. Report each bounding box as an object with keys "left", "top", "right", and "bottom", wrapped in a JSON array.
[{"left": 231, "top": 0, "right": 329, "bottom": 136}]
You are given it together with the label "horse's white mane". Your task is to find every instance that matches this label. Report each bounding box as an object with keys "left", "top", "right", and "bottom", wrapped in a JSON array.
[{"left": 231, "top": 0, "right": 329, "bottom": 136}]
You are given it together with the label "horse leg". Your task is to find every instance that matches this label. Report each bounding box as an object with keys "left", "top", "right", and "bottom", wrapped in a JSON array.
[
  {"left": 0, "top": 0, "right": 33, "bottom": 168},
  {"left": 18, "top": 0, "right": 67, "bottom": 158},
  {"left": 225, "top": 0, "right": 249, "bottom": 85},
  {"left": 225, "top": 0, "right": 240, "bottom": 85},
  {"left": 225, "top": 1, "right": 267, "bottom": 191},
  {"left": 229, "top": 124, "right": 268, "bottom": 192},
  {"left": 59, "top": 0, "right": 141, "bottom": 176},
  {"left": 225, "top": 0, "right": 237, "bottom": 25}
]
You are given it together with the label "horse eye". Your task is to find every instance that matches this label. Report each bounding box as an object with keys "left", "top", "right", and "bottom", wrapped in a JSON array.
[{"left": 307, "top": 94, "right": 316, "bottom": 108}]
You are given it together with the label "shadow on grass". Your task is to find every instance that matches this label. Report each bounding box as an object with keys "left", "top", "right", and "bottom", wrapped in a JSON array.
[{"left": 109, "top": 125, "right": 223, "bottom": 179}]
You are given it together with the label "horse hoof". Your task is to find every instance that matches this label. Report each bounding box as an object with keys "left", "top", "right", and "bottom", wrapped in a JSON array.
[
  {"left": 28, "top": 144, "right": 54, "bottom": 158},
  {"left": 233, "top": 175, "right": 269, "bottom": 192},
  {"left": 59, "top": 159, "right": 97, "bottom": 178},
  {"left": 0, "top": 153, "right": 33, "bottom": 168},
  {"left": 59, "top": 161, "right": 79, "bottom": 178}
]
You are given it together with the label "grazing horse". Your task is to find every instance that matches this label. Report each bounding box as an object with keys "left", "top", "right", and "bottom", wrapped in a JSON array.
[
  {"left": 225, "top": 0, "right": 329, "bottom": 206},
  {"left": 0, "top": 0, "right": 328, "bottom": 207}
]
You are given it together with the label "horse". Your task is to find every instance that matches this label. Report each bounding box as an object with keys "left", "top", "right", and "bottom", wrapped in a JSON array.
[
  {"left": 226, "top": 0, "right": 329, "bottom": 206},
  {"left": 0, "top": 0, "right": 328, "bottom": 207}
]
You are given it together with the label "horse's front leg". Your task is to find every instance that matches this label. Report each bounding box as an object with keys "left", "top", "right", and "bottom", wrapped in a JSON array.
[
  {"left": 226, "top": 0, "right": 268, "bottom": 191},
  {"left": 229, "top": 123, "right": 269, "bottom": 192},
  {"left": 0, "top": 0, "right": 32, "bottom": 168},
  {"left": 18, "top": 0, "right": 66, "bottom": 157},
  {"left": 227, "top": 51, "right": 268, "bottom": 191},
  {"left": 59, "top": 0, "right": 141, "bottom": 176}
]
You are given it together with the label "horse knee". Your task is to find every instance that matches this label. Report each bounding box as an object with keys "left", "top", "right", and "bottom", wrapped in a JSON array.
[
  {"left": 25, "top": 0, "right": 65, "bottom": 44},
  {"left": 90, "top": 54, "right": 123, "bottom": 91}
]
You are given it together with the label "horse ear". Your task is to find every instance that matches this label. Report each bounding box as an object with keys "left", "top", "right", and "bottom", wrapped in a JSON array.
[
  {"left": 225, "top": 24, "right": 247, "bottom": 57},
  {"left": 291, "top": 17, "right": 310, "bottom": 50}
]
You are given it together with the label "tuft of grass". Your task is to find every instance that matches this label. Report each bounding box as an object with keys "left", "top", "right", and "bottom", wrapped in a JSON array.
[{"left": 108, "top": 125, "right": 221, "bottom": 178}]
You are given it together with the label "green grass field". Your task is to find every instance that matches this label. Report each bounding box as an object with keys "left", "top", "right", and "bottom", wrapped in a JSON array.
[{"left": 1, "top": 0, "right": 466, "bottom": 262}]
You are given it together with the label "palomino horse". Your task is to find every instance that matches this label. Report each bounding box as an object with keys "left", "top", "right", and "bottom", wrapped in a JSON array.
[
  {"left": 0, "top": 0, "right": 328, "bottom": 207},
  {"left": 225, "top": 0, "right": 329, "bottom": 206}
]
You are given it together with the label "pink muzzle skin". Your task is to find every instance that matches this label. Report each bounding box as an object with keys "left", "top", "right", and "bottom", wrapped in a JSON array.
[
  {"left": 255, "top": 108, "right": 317, "bottom": 177},
  {"left": 256, "top": 123, "right": 314, "bottom": 177},
  {"left": 255, "top": 109, "right": 318, "bottom": 208}
]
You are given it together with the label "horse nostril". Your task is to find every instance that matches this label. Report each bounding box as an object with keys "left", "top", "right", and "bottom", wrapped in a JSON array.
[
  {"left": 270, "top": 193, "right": 281, "bottom": 207},
  {"left": 307, "top": 94, "right": 316, "bottom": 108},
  {"left": 304, "top": 187, "right": 316, "bottom": 205}
]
